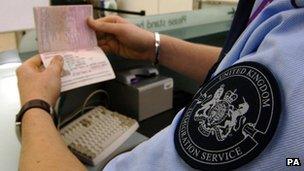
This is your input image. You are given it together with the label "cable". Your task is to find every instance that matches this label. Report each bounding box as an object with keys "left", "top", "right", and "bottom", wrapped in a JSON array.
[
  {"left": 58, "top": 106, "right": 96, "bottom": 128},
  {"left": 57, "top": 93, "right": 67, "bottom": 126},
  {"left": 81, "top": 89, "right": 110, "bottom": 115},
  {"left": 51, "top": 1, "right": 145, "bottom": 16},
  {"left": 93, "top": 7, "right": 145, "bottom": 16},
  {"left": 57, "top": 89, "right": 110, "bottom": 128}
]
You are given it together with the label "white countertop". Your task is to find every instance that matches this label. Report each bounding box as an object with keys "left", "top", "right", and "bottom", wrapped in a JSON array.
[{"left": 0, "top": 63, "right": 21, "bottom": 171}]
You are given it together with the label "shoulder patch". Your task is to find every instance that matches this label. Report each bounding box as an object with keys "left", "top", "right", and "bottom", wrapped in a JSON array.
[{"left": 174, "top": 62, "right": 281, "bottom": 170}]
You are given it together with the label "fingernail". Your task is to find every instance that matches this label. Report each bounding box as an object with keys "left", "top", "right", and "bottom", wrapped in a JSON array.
[
  {"left": 51, "top": 55, "right": 63, "bottom": 65},
  {"left": 54, "top": 55, "right": 63, "bottom": 62}
]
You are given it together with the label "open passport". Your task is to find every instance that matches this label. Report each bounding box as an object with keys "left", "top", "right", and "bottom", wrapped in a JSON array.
[{"left": 34, "top": 5, "right": 115, "bottom": 92}]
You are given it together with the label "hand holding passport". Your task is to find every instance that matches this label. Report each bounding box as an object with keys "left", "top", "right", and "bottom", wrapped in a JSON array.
[{"left": 34, "top": 5, "right": 115, "bottom": 92}]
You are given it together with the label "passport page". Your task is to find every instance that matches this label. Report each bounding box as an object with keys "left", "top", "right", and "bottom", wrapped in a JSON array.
[
  {"left": 34, "top": 5, "right": 97, "bottom": 53},
  {"left": 34, "top": 5, "right": 115, "bottom": 92},
  {"left": 41, "top": 47, "right": 115, "bottom": 92}
]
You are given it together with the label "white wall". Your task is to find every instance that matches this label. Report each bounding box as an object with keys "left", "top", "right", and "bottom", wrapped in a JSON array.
[
  {"left": 116, "top": 0, "right": 193, "bottom": 17},
  {"left": 0, "top": 0, "right": 49, "bottom": 32},
  {"left": 158, "top": 0, "right": 193, "bottom": 14},
  {"left": 116, "top": 0, "right": 159, "bottom": 17}
]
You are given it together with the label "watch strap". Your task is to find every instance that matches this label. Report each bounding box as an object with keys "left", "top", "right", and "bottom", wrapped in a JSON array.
[
  {"left": 15, "top": 99, "right": 57, "bottom": 141},
  {"left": 16, "top": 99, "right": 53, "bottom": 123}
]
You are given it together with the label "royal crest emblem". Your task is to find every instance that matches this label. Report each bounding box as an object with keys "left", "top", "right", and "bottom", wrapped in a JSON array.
[
  {"left": 174, "top": 62, "right": 281, "bottom": 170},
  {"left": 194, "top": 84, "right": 249, "bottom": 141}
]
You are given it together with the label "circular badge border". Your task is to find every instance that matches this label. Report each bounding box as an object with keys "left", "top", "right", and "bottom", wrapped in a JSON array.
[{"left": 174, "top": 62, "right": 281, "bottom": 170}]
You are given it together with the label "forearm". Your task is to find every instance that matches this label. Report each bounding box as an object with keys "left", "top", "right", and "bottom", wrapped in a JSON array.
[
  {"left": 158, "top": 35, "right": 221, "bottom": 83},
  {"left": 20, "top": 108, "right": 86, "bottom": 171}
]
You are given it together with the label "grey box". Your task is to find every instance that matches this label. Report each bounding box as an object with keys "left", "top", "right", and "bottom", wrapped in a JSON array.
[{"left": 105, "top": 68, "right": 173, "bottom": 121}]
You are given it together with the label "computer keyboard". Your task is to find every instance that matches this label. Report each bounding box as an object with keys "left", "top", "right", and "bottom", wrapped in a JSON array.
[{"left": 60, "top": 106, "right": 139, "bottom": 166}]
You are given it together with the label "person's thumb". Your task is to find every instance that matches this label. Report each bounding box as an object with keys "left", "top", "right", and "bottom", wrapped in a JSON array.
[{"left": 46, "top": 55, "right": 63, "bottom": 77}]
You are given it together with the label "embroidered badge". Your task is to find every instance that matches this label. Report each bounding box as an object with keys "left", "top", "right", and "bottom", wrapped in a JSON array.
[{"left": 174, "top": 62, "right": 281, "bottom": 170}]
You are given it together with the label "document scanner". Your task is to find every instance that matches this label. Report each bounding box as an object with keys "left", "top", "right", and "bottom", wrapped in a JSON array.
[{"left": 104, "top": 67, "right": 173, "bottom": 121}]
